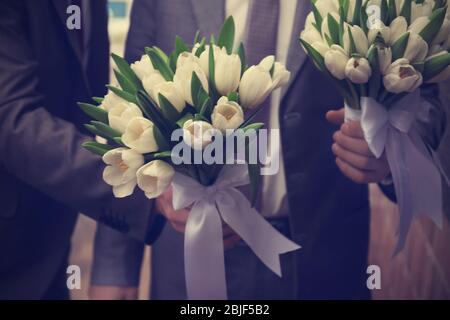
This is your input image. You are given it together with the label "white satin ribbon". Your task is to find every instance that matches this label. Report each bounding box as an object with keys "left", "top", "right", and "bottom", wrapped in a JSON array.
[
  {"left": 345, "top": 91, "right": 444, "bottom": 253},
  {"left": 171, "top": 165, "right": 301, "bottom": 300}
]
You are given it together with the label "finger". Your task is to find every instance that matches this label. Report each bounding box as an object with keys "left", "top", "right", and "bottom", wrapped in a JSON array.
[
  {"left": 332, "top": 143, "right": 379, "bottom": 171},
  {"left": 335, "top": 157, "right": 380, "bottom": 184},
  {"left": 326, "top": 108, "right": 345, "bottom": 125},
  {"left": 224, "top": 234, "right": 242, "bottom": 250},
  {"left": 333, "top": 131, "right": 374, "bottom": 157},
  {"left": 222, "top": 225, "right": 237, "bottom": 237},
  {"left": 341, "top": 122, "right": 365, "bottom": 139},
  {"left": 171, "top": 222, "right": 186, "bottom": 234},
  {"left": 166, "top": 208, "right": 189, "bottom": 224}
]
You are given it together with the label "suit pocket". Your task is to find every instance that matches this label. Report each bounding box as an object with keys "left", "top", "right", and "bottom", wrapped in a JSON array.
[{"left": 0, "top": 169, "right": 18, "bottom": 219}]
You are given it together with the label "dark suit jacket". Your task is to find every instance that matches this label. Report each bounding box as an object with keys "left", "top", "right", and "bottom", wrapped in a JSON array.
[
  {"left": 92, "top": 0, "right": 447, "bottom": 299},
  {"left": 0, "top": 0, "right": 163, "bottom": 299}
]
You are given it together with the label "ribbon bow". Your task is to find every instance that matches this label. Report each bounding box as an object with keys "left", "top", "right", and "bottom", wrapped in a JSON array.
[
  {"left": 171, "top": 165, "right": 301, "bottom": 300},
  {"left": 345, "top": 91, "right": 443, "bottom": 253}
]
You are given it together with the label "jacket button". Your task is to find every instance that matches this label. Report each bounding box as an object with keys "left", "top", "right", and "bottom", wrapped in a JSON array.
[{"left": 284, "top": 112, "right": 302, "bottom": 122}]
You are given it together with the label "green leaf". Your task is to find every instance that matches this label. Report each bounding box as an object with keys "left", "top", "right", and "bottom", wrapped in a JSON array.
[
  {"left": 311, "top": 2, "right": 323, "bottom": 33},
  {"left": 92, "top": 97, "right": 104, "bottom": 104},
  {"left": 391, "top": 32, "right": 410, "bottom": 61},
  {"left": 82, "top": 141, "right": 114, "bottom": 156},
  {"left": 412, "top": 61, "right": 425, "bottom": 73},
  {"left": 153, "top": 125, "right": 171, "bottom": 150},
  {"left": 176, "top": 112, "right": 194, "bottom": 127},
  {"left": 199, "top": 97, "right": 212, "bottom": 117},
  {"left": 367, "top": 46, "right": 381, "bottom": 99},
  {"left": 191, "top": 71, "right": 201, "bottom": 109},
  {"left": 158, "top": 93, "right": 180, "bottom": 123},
  {"left": 194, "top": 38, "right": 206, "bottom": 57},
  {"left": 113, "top": 137, "right": 126, "bottom": 147},
  {"left": 299, "top": 38, "right": 326, "bottom": 71},
  {"left": 423, "top": 52, "right": 450, "bottom": 80},
  {"left": 111, "top": 53, "right": 141, "bottom": 90},
  {"left": 227, "top": 92, "right": 239, "bottom": 102},
  {"left": 347, "top": 26, "right": 357, "bottom": 55},
  {"left": 169, "top": 51, "right": 178, "bottom": 72},
  {"left": 217, "top": 16, "right": 235, "bottom": 54},
  {"left": 106, "top": 85, "right": 137, "bottom": 104},
  {"left": 136, "top": 91, "right": 171, "bottom": 134},
  {"left": 419, "top": 6, "right": 447, "bottom": 44},
  {"left": 380, "top": 0, "right": 388, "bottom": 23},
  {"left": 360, "top": 0, "right": 369, "bottom": 33},
  {"left": 153, "top": 151, "right": 173, "bottom": 159},
  {"left": 175, "top": 36, "right": 189, "bottom": 54},
  {"left": 399, "top": 0, "right": 412, "bottom": 24},
  {"left": 352, "top": 0, "right": 362, "bottom": 25},
  {"left": 327, "top": 14, "right": 340, "bottom": 45},
  {"left": 114, "top": 70, "right": 137, "bottom": 94},
  {"left": 387, "top": 0, "right": 397, "bottom": 24},
  {"left": 78, "top": 102, "right": 109, "bottom": 124},
  {"left": 241, "top": 122, "right": 264, "bottom": 132},
  {"left": 91, "top": 121, "right": 122, "bottom": 139},
  {"left": 237, "top": 42, "right": 246, "bottom": 76},
  {"left": 152, "top": 46, "right": 169, "bottom": 63},
  {"left": 193, "top": 30, "right": 201, "bottom": 44},
  {"left": 146, "top": 47, "right": 174, "bottom": 81},
  {"left": 208, "top": 43, "right": 218, "bottom": 99}
]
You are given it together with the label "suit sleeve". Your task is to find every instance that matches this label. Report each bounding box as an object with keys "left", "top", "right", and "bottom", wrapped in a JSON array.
[
  {"left": 0, "top": 0, "right": 163, "bottom": 244},
  {"left": 91, "top": 224, "right": 145, "bottom": 287},
  {"left": 378, "top": 83, "right": 447, "bottom": 203},
  {"left": 91, "top": 0, "right": 167, "bottom": 286}
]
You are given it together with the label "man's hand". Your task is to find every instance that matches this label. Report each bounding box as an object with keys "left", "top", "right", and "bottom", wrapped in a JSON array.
[
  {"left": 156, "top": 187, "right": 241, "bottom": 249},
  {"left": 89, "top": 285, "right": 138, "bottom": 300},
  {"left": 326, "top": 108, "right": 391, "bottom": 184}
]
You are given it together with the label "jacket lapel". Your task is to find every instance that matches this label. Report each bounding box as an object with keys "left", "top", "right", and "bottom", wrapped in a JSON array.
[
  {"left": 51, "top": 0, "right": 84, "bottom": 65},
  {"left": 281, "top": 1, "right": 312, "bottom": 100},
  {"left": 190, "top": 0, "right": 225, "bottom": 38}
]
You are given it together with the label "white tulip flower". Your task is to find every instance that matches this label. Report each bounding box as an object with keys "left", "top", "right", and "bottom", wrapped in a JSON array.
[
  {"left": 136, "top": 160, "right": 175, "bottom": 199},
  {"left": 367, "top": 20, "right": 391, "bottom": 44},
  {"left": 198, "top": 44, "right": 222, "bottom": 75},
  {"left": 214, "top": 49, "right": 242, "bottom": 96},
  {"left": 108, "top": 102, "right": 143, "bottom": 134},
  {"left": 325, "top": 45, "right": 349, "bottom": 80},
  {"left": 183, "top": 119, "right": 217, "bottom": 150},
  {"left": 272, "top": 62, "right": 291, "bottom": 90},
  {"left": 377, "top": 45, "right": 392, "bottom": 75},
  {"left": 383, "top": 58, "right": 423, "bottom": 93},
  {"left": 345, "top": 57, "right": 372, "bottom": 84},
  {"left": 433, "top": 18, "right": 450, "bottom": 45},
  {"left": 174, "top": 59, "right": 209, "bottom": 106},
  {"left": 122, "top": 117, "right": 158, "bottom": 154},
  {"left": 389, "top": 17, "right": 408, "bottom": 45},
  {"left": 100, "top": 90, "right": 125, "bottom": 112},
  {"left": 102, "top": 148, "right": 144, "bottom": 198},
  {"left": 238, "top": 64, "right": 273, "bottom": 109},
  {"left": 144, "top": 79, "right": 186, "bottom": 113},
  {"left": 404, "top": 32, "right": 429, "bottom": 62},
  {"left": 211, "top": 96, "right": 244, "bottom": 132},
  {"left": 411, "top": 0, "right": 434, "bottom": 23},
  {"left": 130, "top": 55, "right": 156, "bottom": 80},
  {"left": 343, "top": 25, "right": 369, "bottom": 56}
]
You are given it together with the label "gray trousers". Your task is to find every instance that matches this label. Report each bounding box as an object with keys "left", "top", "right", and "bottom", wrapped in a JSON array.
[{"left": 151, "top": 220, "right": 296, "bottom": 300}]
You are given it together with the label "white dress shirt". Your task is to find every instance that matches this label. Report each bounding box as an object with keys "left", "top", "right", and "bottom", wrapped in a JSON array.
[{"left": 226, "top": 0, "right": 298, "bottom": 217}]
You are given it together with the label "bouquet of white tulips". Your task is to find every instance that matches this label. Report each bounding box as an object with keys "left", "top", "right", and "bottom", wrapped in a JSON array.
[
  {"left": 300, "top": 0, "right": 449, "bottom": 251},
  {"left": 78, "top": 17, "right": 299, "bottom": 300}
]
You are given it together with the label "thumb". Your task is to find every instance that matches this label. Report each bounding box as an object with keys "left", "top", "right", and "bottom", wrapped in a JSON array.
[{"left": 326, "top": 108, "right": 345, "bottom": 126}]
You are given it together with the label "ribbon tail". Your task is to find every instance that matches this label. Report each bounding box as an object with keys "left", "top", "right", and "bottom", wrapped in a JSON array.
[
  {"left": 184, "top": 200, "right": 227, "bottom": 300},
  {"left": 218, "top": 189, "right": 301, "bottom": 277},
  {"left": 407, "top": 130, "right": 444, "bottom": 229},
  {"left": 386, "top": 130, "right": 414, "bottom": 255}
]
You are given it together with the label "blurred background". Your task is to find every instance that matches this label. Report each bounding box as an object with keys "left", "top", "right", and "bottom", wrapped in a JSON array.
[{"left": 69, "top": 0, "right": 450, "bottom": 300}]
